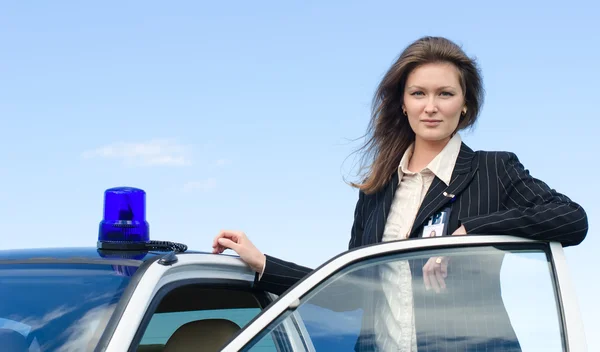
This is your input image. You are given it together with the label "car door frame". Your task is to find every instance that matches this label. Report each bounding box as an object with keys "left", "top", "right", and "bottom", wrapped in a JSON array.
[
  {"left": 98, "top": 253, "right": 288, "bottom": 352},
  {"left": 221, "top": 235, "right": 587, "bottom": 352}
]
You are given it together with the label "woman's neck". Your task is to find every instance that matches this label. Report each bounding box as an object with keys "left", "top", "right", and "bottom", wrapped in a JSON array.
[{"left": 408, "top": 137, "right": 451, "bottom": 172}]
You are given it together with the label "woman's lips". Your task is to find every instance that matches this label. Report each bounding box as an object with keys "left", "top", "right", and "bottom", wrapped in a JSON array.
[{"left": 421, "top": 119, "right": 442, "bottom": 127}]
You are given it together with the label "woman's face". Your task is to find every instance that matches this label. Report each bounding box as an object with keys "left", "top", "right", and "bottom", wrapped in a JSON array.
[{"left": 403, "top": 62, "right": 466, "bottom": 145}]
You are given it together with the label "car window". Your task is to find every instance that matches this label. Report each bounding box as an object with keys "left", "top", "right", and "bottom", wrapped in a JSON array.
[
  {"left": 0, "top": 263, "right": 133, "bottom": 351},
  {"left": 240, "top": 245, "right": 564, "bottom": 351},
  {"left": 135, "top": 286, "right": 279, "bottom": 352},
  {"left": 140, "top": 308, "right": 262, "bottom": 345}
]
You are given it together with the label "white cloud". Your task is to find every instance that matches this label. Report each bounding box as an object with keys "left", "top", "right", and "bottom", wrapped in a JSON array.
[
  {"left": 183, "top": 178, "right": 217, "bottom": 192},
  {"left": 82, "top": 139, "right": 192, "bottom": 167},
  {"left": 17, "top": 305, "right": 77, "bottom": 330},
  {"left": 53, "top": 304, "right": 117, "bottom": 352}
]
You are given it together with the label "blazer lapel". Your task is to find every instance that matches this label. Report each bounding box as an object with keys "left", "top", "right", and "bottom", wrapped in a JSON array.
[{"left": 408, "top": 143, "right": 479, "bottom": 238}]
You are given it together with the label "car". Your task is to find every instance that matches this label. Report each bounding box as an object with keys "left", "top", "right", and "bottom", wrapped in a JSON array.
[{"left": 0, "top": 187, "right": 587, "bottom": 351}]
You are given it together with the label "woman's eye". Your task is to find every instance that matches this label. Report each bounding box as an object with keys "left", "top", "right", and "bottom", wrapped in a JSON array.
[
  {"left": 440, "top": 91, "right": 455, "bottom": 97},
  {"left": 411, "top": 91, "right": 424, "bottom": 96}
]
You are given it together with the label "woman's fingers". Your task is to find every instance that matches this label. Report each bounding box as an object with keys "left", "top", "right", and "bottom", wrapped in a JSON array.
[
  {"left": 434, "top": 266, "right": 446, "bottom": 291},
  {"left": 217, "top": 237, "right": 240, "bottom": 252},
  {"left": 212, "top": 230, "right": 243, "bottom": 253},
  {"left": 423, "top": 259, "right": 435, "bottom": 291},
  {"left": 428, "top": 265, "right": 441, "bottom": 293},
  {"left": 423, "top": 257, "right": 448, "bottom": 293},
  {"left": 423, "top": 264, "right": 431, "bottom": 291},
  {"left": 211, "top": 230, "right": 266, "bottom": 274},
  {"left": 214, "top": 230, "right": 241, "bottom": 245},
  {"left": 440, "top": 258, "right": 448, "bottom": 278}
]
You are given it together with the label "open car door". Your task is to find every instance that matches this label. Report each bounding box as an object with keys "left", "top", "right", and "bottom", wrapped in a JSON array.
[{"left": 222, "top": 235, "right": 586, "bottom": 351}]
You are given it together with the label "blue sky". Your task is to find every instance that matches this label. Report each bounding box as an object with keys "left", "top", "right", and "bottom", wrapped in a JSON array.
[{"left": 1, "top": 0, "right": 598, "bottom": 349}]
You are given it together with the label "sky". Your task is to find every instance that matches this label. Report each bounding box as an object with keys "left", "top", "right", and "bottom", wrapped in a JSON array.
[{"left": 1, "top": 0, "right": 598, "bottom": 349}]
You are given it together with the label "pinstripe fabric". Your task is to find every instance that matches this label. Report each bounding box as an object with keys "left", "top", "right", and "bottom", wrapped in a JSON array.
[{"left": 253, "top": 143, "right": 588, "bottom": 351}]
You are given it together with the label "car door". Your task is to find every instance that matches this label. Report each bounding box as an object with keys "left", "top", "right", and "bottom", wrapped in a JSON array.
[{"left": 222, "top": 235, "right": 586, "bottom": 351}]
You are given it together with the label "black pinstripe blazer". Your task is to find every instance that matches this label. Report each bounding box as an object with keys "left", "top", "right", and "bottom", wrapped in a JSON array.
[
  {"left": 254, "top": 143, "right": 588, "bottom": 350},
  {"left": 257, "top": 143, "right": 587, "bottom": 294}
]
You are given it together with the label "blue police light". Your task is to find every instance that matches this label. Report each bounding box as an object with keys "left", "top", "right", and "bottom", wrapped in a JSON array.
[{"left": 98, "top": 187, "right": 149, "bottom": 250}]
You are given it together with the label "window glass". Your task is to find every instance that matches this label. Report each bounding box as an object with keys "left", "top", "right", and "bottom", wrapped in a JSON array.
[
  {"left": 242, "top": 246, "right": 563, "bottom": 352},
  {"left": 137, "top": 286, "right": 278, "bottom": 351},
  {"left": 0, "top": 263, "right": 133, "bottom": 351},
  {"left": 140, "top": 308, "right": 263, "bottom": 344}
]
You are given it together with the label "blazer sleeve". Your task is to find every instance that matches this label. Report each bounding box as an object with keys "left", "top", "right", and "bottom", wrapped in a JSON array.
[
  {"left": 253, "top": 190, "right": 366, "bottom": 298},
  {"left": 252, "top": 255, "right": 312, "bottom": 296},
  {"left": 460, "top": 152, "right": 588, "bottom": 247},
  {"left": 348, "top": 189, "right": 366, "bottom": 249}
]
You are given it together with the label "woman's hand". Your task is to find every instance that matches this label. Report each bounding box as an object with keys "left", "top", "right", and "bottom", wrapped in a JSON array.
[
  {"left": 451, "top": 225, "right": 467, "bottom": 236},
  {"left": 422, "top": 225, "right": 467, "bottom": 293},
  {"left": 423, "top": 256, "right": 449, "bottom": 293},
  {"left": 212, "top": 230, "right": 266, "bottom": 274}
]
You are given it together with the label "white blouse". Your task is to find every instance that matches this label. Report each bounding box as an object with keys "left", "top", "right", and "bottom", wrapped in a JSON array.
[{"left": 374, "top": 133, "right": 462, "bottom": 351}]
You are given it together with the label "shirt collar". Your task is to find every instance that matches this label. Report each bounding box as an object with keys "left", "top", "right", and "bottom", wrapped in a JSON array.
[{"left": 398, "top": 133, "right": 462, "bottom": 186}]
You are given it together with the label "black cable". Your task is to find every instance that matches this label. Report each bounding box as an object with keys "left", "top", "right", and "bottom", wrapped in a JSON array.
[{"left": 144, "top": 240, "right": 187, "bottom": 253}]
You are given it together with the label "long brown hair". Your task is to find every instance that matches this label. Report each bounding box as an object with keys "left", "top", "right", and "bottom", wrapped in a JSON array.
[{"left": 350, "top": 36, "right": 484, "bottom": 194}]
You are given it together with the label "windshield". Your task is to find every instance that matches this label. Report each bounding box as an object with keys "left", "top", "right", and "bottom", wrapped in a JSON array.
[{"left": 0, "top": 262, "right": 135, "bottom": 351}]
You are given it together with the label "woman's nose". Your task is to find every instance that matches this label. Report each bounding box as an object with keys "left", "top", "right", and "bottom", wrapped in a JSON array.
[{"left": 424, "top": 98, "right": 438, "bottom": 114}]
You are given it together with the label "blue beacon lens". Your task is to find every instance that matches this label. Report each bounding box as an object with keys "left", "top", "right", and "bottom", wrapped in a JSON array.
[{"left": 98, "top": 187, "right": 149, "bottom": 249}]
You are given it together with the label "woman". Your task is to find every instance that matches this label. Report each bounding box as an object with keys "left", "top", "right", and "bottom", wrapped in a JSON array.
[{"left": 212, "top": 36, "right": 588, "bottom": 350}]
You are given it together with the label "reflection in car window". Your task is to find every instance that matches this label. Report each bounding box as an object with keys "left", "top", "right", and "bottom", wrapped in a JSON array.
[
  {"left": 0, "top": 263, "right": 132, "bottom": 351},
  {"left": 242, "top": 246, "right": 564, "bottom": 351}
]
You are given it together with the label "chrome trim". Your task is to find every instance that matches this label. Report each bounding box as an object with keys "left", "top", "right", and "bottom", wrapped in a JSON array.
[
  {"left": 104, "top": 254, "right": 255, "bottom": 351},
  {"left": 221, "top": 235, "right": 550, "bottom": 351},
  {"left": 550, "top": 242, "right": 587, "bottom": 351}
]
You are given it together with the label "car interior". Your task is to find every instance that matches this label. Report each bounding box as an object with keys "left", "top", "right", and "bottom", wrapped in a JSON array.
[{"left": 136, "top": 285, "right": 266, "bottom": 352}]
